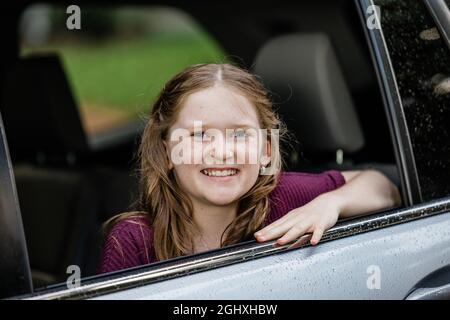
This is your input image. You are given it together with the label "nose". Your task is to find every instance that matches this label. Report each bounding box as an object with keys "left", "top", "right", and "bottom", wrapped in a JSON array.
[{"left": 204, "top": 135, "right": 235, "bottom": 164}]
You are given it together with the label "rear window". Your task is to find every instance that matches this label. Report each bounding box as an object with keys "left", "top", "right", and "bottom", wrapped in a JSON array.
[{"left": 19, "top": 5, "right": 227, "bottom": 136}]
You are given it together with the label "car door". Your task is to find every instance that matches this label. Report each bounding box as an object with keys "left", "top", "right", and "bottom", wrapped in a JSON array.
[
  {"left": 6, "top": 0, "right": 450, "bottom": 300},
  {"left": 0, "top": 113, "right": 32, "bottom": 299}
]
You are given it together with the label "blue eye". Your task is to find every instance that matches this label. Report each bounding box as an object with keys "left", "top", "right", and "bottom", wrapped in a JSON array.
[
  {"left": 192, "top": 131, "right": 205, "bottom": 139},
  {"left": 233, "top": 130, "right": 247, "bottom": 138}
]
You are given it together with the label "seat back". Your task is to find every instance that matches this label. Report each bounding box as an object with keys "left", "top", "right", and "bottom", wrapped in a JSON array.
[
  {"left": 13, "top": 165, "right": 99, "bottom": 286},
  {"left": 0, "top": 54, "right": 99, "bottom": 287},
  {"left": 253, "top": 33, "right": 401, "bottom": 188},
  {"left": 1, "top": 55, "right": 88, "bottom": 165},
  {"left": 254, "top": 33, "right": 365, "bottom": 169}
]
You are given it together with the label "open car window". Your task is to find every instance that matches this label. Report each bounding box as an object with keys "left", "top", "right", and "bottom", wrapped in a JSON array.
[
  {"left": 7, "top": 0, "right": 450, "bottom": 300},
  {"left": 10, "top": 1, "right": 404, "bottom": 295},
  {"left": 20, "top": 5, "right": 226, "bottom": 142}
]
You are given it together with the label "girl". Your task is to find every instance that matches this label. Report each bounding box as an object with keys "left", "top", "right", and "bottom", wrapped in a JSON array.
[{"left": 98, "top": 63, "right": 401, "bottom": 273}]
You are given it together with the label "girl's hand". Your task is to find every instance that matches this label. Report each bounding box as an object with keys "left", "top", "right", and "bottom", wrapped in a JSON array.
[{"left": 254, "top": 193, "right": 342, "bottom": 248}]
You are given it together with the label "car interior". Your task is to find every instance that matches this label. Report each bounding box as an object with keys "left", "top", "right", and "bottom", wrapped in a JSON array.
[{"left": 0, "top": 0, "right": 401, "bottom": 291}]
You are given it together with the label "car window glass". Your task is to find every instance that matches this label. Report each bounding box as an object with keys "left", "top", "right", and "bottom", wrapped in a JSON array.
[{"left": 375, "top": 0, "right": 450, "bottom": 201}]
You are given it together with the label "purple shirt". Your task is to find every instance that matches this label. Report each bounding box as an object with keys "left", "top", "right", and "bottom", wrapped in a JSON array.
[{"left": 98, "top": 170, "right": 345, "bottom": 274}]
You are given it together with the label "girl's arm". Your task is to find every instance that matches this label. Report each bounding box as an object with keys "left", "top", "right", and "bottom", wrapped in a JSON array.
[
  {"left": 335, "top": 170, "right": 401, "bottom": 218},
  {"left": 254, "top": 169, "right": 402, "bottom": 247}
]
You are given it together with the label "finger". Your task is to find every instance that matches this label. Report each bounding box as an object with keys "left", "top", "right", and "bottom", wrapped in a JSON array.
[
  {"left": 276, "top": 223, "right": 310, "bottom": 245},
  {"left": 256, "top": 208, "right": 308, "bottom": 237},
  {"left": 255, "top": 210, "right": 298, "bottom": 235},
  {"left": 310, "top": 227, "right": 325, "bottom": 245},
  {"left": 255, "top": 219, "right": 298, "bottom": 242},
  {"left": 288, "top": 233, "right": 312, "bottom": 249}
]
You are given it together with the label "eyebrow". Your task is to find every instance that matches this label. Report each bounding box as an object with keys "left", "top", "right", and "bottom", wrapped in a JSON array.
[{"left": 182, "top": 122, "right": 259, "bottom": 130}]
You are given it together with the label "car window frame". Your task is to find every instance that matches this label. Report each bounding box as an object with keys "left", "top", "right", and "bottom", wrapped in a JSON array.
[
  {"left": 15, "top": 197, "right": 450, "bottom": 300},
  {"left": 424, "top": 0, "right": 450, "bottom": 52},
  {"left": 0, "top": 113, "right": 33, "bottom": 298},
  {"left": 357, "top": 0, "right": 422, "bottom": 206},
  {"left": 5, "top": 0, "right": 450, "bottom": 300}
]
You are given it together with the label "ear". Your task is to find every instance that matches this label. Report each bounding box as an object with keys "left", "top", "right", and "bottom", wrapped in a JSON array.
[
  {"left": 163, "top": 140, "right": 174, "bottom": 170},
  {"left": 260, "top": 138, "right": 271, "bottom": 167}
]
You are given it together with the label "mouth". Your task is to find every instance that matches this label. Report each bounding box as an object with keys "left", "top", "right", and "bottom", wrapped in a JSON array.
[{"left": 200, "top": 168, "right": 240, "bottom": 177}]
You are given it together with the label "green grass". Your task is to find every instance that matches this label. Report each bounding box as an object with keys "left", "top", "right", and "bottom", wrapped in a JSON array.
[{"left": 23, "top": 32, "right": 227, "bottom": 117}]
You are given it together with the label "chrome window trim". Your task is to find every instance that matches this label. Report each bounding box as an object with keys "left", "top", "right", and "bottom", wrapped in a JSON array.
[
  {"left": 21, "top": 197, "right": 450, "bottom": 300},
  {"left": 423, "top": 0, "right": 450, "bottom": 52}
]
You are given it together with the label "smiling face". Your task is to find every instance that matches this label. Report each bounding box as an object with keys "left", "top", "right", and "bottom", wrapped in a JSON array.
[{"left": 166, "top": 85, "right": 269, "bottom": 207}]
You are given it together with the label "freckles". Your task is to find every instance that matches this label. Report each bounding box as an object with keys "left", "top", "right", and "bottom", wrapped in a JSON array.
[
  {"left": 233, "top": 138, "right": 259, "bottom": 165},
  {"left": 246, "top": 137, "right": 260, "bottom": 165},
  {"left": 233, "top": 143, "right": 243, "bottom": 164},
  {"left": 191, "top": 141, "right": 203, "bottom": 164},
  {"left": 169, "top": 138, "right": 192, "bottom": 165}
]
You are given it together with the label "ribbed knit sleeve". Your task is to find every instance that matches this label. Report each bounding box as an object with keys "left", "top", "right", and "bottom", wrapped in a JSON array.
[
  {"left": 97, "top": 216, "right": 156, "bottom": 274},
  {"left": 265, "top": 170, "right": 346, "bottom": 225}
]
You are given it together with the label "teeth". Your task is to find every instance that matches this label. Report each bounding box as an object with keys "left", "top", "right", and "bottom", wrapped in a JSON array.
[{"left": 202, "top": 169, "right": 237, "bottom": 177}]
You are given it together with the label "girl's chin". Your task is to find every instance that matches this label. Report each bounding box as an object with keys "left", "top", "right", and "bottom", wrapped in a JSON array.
[{"left": 203, "top": 194, "right": 241, "bottom": 206}]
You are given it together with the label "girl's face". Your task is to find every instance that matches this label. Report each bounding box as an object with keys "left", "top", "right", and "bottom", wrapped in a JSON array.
[{"left": 166, "top": 85, "right": 269, "bottom": 207}]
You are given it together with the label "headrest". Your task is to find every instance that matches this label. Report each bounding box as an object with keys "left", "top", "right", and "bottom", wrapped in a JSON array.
[
  {"left": 1, "top": 54, "right": 88, "bottom": 163},
  {"left": 253, "top": 33, "right": 364, "bottom": 158}
]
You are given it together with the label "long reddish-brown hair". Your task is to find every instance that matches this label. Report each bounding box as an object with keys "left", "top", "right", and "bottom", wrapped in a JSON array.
[{"left": 104, "top": 63, "right": 288, "bottom": 261}]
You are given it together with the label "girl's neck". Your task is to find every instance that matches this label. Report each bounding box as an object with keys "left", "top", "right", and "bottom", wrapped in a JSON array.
[{"left": 192, "top": 201, "right": 238, "bottom": 251}]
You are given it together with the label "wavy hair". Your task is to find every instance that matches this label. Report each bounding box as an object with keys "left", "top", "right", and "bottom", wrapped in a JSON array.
[{"left": 104, "top": 63, "right": 288, "bottom": 261}]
